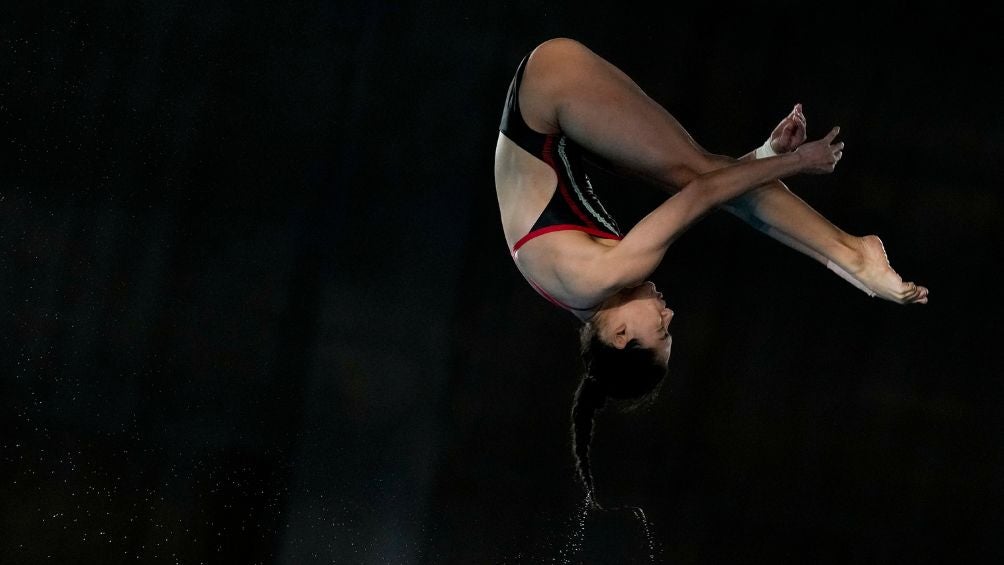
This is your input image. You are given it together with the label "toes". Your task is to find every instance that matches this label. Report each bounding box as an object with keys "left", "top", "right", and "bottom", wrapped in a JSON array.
[
  {"left": 896, "top": 282, "right": 921, "bottom": 304},
  {"left": 902, "top": 283, "right": 929, "bottom": 304}
]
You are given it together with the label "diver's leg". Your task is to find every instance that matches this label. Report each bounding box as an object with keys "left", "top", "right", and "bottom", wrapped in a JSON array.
[
  {"left": 519, "top": 37, "right": 711, "bottom": 187},
  {"left": 519, "top": 38, "right": 927, "bottom": 304}
]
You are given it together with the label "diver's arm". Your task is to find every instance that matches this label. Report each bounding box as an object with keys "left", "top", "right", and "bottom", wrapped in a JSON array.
[{"left": 589, "top": 127, "right": 844, "bottom": 290}]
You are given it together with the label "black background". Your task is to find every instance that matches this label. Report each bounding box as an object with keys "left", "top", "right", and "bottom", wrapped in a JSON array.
[{"left": 3, "top": 2, "right": 1002, "bottom": 564}]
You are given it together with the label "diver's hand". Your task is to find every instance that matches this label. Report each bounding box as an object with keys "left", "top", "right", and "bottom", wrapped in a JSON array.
[
  {"left": 768, "top": 103, "right": 807, "bottom": 153},
  {"left": 794, "top": 126, "right": 843, "bottom": 174}
]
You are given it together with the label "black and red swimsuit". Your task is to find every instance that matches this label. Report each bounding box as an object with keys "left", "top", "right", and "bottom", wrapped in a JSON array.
[{"left": 499, "top": 53, "right": 623, "bottom": 312}]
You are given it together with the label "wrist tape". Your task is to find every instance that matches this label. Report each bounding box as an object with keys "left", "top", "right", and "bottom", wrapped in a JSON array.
[{"left": 754, "top": 139, "right": 778, "bottom": 159}]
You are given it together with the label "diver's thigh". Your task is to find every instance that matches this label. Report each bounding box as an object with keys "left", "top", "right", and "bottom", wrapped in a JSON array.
[{"left": 519, "top": 38, "right": 716, "bottom": 187}]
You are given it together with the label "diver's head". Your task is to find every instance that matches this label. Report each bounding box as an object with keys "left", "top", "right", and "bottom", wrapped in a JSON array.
[
  {"left": 592, "top": 281, "right": 673, "bottom": 367},
  {"left": 572, "top": 281, "right": 671, "bottom": 506}
]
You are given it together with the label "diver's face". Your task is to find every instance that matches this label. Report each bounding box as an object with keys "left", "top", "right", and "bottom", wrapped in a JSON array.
[{"left": 597, "top": 281, "right": 674, "bottom": 365}]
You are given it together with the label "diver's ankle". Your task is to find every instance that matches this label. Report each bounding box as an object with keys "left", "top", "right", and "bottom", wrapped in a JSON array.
[{"left": 837, "top": 235, "right": 868, "bottom": 276}]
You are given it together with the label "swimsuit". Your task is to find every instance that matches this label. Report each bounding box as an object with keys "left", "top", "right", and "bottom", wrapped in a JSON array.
[{"left": 499, "top": 53, "right": 623, "bottom": 312}]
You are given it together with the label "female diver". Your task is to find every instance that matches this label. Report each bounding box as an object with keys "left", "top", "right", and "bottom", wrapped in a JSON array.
[{"left": 494, "top": 38, "right": 929, "bottom": 505}]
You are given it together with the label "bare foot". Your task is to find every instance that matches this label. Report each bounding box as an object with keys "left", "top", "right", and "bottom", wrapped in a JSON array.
[{"left": 842, "top": 235, "right": 929, "bottom": 304}]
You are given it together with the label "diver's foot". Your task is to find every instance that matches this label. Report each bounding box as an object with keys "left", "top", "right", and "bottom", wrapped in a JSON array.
[{"left": 844, "top": 235, "right": 928, "bottom": 304}]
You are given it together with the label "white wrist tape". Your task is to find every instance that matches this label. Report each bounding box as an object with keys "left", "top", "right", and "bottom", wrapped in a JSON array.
[
  {"left": 826, "top": 260, "right": 877, "bottom": 297},
  {"left": 754, "top": 139, "right": 777, "bottom": 159}
]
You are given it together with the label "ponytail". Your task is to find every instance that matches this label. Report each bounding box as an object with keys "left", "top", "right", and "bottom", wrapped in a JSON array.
[
  {"left": 571, "top": 320, "right": 667, "bottom": 508},
  {"left": 571, "top": 375, "right": 606, "bottom": 505}
]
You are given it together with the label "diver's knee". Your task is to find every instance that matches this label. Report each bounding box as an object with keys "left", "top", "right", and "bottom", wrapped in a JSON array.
[
  {"left": 528, "top": 37, "right": 595, "bottom": 73},
  {"left": 534, "top": 37, "right": 589, "bottom": 56}
]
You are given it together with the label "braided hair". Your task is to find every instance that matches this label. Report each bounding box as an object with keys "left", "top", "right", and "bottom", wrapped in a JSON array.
[{"left": 571, "top": 318, "right": 667, "bottom": 508}]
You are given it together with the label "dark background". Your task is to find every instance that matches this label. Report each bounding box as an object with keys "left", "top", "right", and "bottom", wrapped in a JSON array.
[{"left": 3, "top": 2, "right": 1002, "bottom": 564}]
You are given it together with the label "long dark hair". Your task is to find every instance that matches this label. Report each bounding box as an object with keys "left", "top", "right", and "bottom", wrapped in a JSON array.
[{"left": 571, "top": 320, "right": 667, "bottom": 508}]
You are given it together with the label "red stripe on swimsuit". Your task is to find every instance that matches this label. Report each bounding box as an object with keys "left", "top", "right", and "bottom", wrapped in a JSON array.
[{"left": 500, "top": 53, "right": 623, "bottom": 313}]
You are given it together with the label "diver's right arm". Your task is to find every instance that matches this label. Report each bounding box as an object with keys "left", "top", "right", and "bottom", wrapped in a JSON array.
[{"left": 583, "top": 127, "right": 844, "bottom": 291}]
